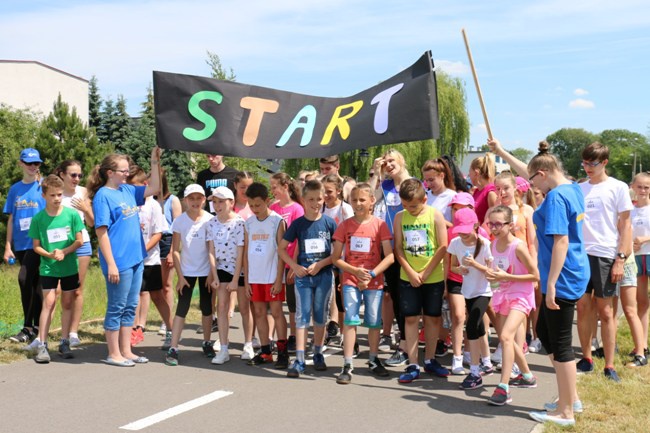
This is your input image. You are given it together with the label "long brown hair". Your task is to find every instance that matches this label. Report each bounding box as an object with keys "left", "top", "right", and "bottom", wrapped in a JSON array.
[
  {"left": 86, "top": 154, "right": 129, "bottom": 199},
  {"left": 271, "top": 172, "right": 303, "bottom": 207}
]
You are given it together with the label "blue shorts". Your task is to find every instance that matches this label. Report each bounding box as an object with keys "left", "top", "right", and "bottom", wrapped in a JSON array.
[
  {"left": 636, "top": 255, "right": 649, "bottom": 277},
  {"left": 76, "top": 241, "right": 92, "bottom": 257},
  {"left": 342, "top": 285, "right": 383, "bottom": 329},
  {"left": 294, "top": 271, "right": 333, "bottom": 328}
]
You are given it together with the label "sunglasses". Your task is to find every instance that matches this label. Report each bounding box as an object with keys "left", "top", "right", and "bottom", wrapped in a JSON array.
[
  {"left": 68, "top": 173, "right": 83, "bottom": 179},
  {"left": 22, "top": 161, "right": 41, "bottom": 166},
  {"left": 487, "top": 221, "right": 511, "bottom": 230},
  {"left": 582, "top": 160, "right": 602, "bottom": 167}
]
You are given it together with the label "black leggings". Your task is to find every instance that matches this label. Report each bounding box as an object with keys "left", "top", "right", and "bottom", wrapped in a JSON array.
[
  {"left": 384, "top": 261, "right": 405, "bottom": 341},
  {"left": 537, "top": 295, "right": 577, "bottom": 363},
  {"left": 465, "top": 295, "right": 490, "bottom": 340},
  {"left": 174, "top": 276, "right": 211, "bottom": 319},
  {"left": 15, "top": 249, "right": 42, "bottom": 329}
]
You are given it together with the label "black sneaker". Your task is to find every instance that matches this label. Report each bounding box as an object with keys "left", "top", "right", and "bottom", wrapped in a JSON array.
[
  {"left": 327, "top": 320, "right": 340, "bottom": 338},
  {"left": 10, "top": 327, "right": 34, "bottom": 343},
  {"left": 385, "top": 349, "right": 408, "bottom": 367},
  {"left": 627, "top": 354, "right": 648, "bottom": 368},
  {"left": 604, "top": 367, "right": 621, "bottom": 383},
  {"left": 368, "top": 357, "right": 390, "bottom": 377},
  {"left": 196, "top": 317, "right": 218, "bottom": 334},
  {"left": 58, "top": 339, "right": 73, "bottom": 359},
  {"left": 337, "top": 364, "right": 353, "bottom": 384},
  {"left": 165, "top": 348, "right": 179, "bottom": 366},
  {"left": 435, "top": 339, "right": 448, "bottom": 357},
  {"left": 202, "top": 341, "right": 216, "bottom": 358},
  {"left": 313, "top": 353, "right": 327, "bottom": 371},
  {"left": 248, "top": 352, "right": 273, "bottom": 366},
  {"left": 287, "top": 335, "right": 296, "bottom": 353},
  {"left": 275, "top": 351, "right": 289, "bottom": 369}
]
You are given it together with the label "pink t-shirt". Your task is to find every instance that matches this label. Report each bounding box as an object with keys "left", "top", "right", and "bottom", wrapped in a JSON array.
[
  {"left": 270, "top": 201, "right": 304, "bottom": 265},
  {"left": 333, "top": 216, "right": 392, "bottom": 289},
  {"left": 235, "top": 203, "right": 254, "bottom": 221},
  {"left": 473, "top": 183, "right": 496, "bottom": 223}
]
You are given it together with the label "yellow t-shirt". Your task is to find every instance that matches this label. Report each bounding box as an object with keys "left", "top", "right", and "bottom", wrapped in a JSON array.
[{"left": 399, "top": 206, "right": 443, "bottom": 283}]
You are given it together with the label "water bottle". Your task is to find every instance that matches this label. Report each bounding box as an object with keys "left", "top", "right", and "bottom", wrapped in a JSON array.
[
  {"left": 488, "top": 256, "right": 500, "bottom": 290},
  {"left": 7, "top": 257, "right": 15, "bottom": 265}
]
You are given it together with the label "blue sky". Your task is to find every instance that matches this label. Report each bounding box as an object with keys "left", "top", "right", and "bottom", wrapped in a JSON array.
[{"left": 1, "top": 0, "right": 649, "bottom": 153}]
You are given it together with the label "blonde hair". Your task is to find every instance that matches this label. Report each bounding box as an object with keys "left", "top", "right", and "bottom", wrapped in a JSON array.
[
  {"left": 470, "top": 153, "right": 496, "bottom": 182},
  {"left": 381, "top": 149, "right": 408, "bottom": 177}
]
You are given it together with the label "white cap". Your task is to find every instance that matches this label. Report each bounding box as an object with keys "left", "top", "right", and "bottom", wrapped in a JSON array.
[
  {"left": 210, "top": 186, "right": 234, "bottom": 200},
  {"left": 184, "top": 184, "right": 205, "bottom": 197}
]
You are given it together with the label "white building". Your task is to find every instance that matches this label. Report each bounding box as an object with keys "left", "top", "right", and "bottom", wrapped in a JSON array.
[
  {"left": 459, "top": 147, "right": 511, "bottom": 177},
  {"left": 0, "top": 60, "right": 88, "bottom": 124}
]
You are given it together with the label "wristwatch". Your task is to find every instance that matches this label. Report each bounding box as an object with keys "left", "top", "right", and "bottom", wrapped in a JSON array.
[
  {"left": 369, "top": 270, "right": 377, "bottom": 278},
  {"left": 616, "top": 252, "right": 627, "bottom": 260}
]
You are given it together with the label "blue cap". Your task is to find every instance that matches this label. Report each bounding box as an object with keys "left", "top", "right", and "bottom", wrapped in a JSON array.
[{"left": 20, "top": 148, "right": 42, "bottom": 163}]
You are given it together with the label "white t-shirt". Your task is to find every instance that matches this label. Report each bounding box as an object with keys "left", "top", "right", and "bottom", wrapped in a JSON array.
[
  {"left": 171, "top": 211, "right": 212, "bottom": 277},
  {"left": 62, "top": 186, "right": 90, "bottom": 243},
  {"left": 323, "top": 201, "right": 354, "bottom": 225},
  {"left": 632, "top": 204, "right": 650, "bottom": 255},
  {"left": 447, "top": 235, "right": 493, "bottom": 299},
  {"left": 580, "top": 177, "right": 633, "bottom": 258},
  {"left": 206, "top": 214, "right": 245, "bottom": 274},
  {"left": 426, "top": 188, "right": 456, "bottom": 223},
  {"left": 139, "top": 197, "right": 168, "bottom": 266},
  {"left": 245, "top": 211, "right": 283, "bottom": 284}
]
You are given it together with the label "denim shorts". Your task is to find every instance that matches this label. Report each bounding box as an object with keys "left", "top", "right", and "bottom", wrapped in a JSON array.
[
  {"left": 76, "top": 241, "right": 92, "bottom": 257},
  {"left": 618, "top": 256, "right": 638, "bottom": 288},
  {"left": 342, "top": 285, "right": 383, "bottom": 329},
  {"left": 294, "top": 271, "right": 333, "bottom": 328}
]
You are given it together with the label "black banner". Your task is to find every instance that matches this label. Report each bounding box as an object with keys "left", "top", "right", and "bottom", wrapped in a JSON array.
[{"left": 153, "top": 51, "right": 439, "bottom": 159}]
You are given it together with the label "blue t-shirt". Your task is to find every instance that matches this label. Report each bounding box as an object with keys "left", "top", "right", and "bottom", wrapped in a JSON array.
[
  {"left": 283, "top": 214, "right": 337, "bottom": 272},
  {"left": 3, "top": 180, "right": 46, "bottom": 251},
  {"left": 93, "top": 184, "right": 147, "bottom": 274},
  {"left": 533, "top": 183, "right": 588, "bottom": 300}
]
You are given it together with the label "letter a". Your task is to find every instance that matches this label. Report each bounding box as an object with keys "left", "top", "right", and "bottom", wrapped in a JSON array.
[{"left": 276, "top": 105, "right": 317, "bottom": 147}]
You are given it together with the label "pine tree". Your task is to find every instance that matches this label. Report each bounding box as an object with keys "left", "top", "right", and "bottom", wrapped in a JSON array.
[
  {"left": 97, "top": 97, "right": 116, "bottom": 144},
  {"left": 112, "top": 95, "right": 133, "bottom": 152},
  {"left": 88, "top": 75, "right": 102, "bottom": 129}
]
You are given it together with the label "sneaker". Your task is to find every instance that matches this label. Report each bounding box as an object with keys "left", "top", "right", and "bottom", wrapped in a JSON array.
[
  {"left": 10, "top": 327, "right": 34, "bottom": 343},
  {"left": 327, "top": 320, "right": 340, "bottom": 338},
  {"left": 131, "top": 327, "right": 144, "bottom": 346},
  {"left": 544, "top": 399, "right": 584, "bottom": 413},
  {"left": 398, "top": 365, "right": 421, "bottom": 383},
  {"left": 451, "top": 357, "right": 466, "bottom": 375},
  {"left": 528, "top": 411, "right": 575, "bottom": 426},
  {"left": 368, "top": 357, "right": 390, "bottom": 377},
  {"left": 480, "top": 361, "right": 494, "bottom": 376},
  {"left": 165, "top": 348, "right": 179, "bottom": 366},
  {"left": 488, "top": 386, "right": 512, "bottom": 406},
  {"left": 526, "top": 333, "right": 532, "bottom": 346},
  {"left": 34, "top": 343, "right": 50, "bottom": 363},
  {"left": 435, "top": 339, "right": 448, "bottom": 357},
  {"left": 58, "top": 340, "right": 73, "bottom": 359},
  {"left": 510, "top": 363, "right": 521, "bottom": 379},
  {"left": 212, "top": 349, "right": 230, "bottom": 365},
  {"left": 522, "top": 341, "right": 529, "bottom": 355},
  {"left": 424, "top": 358, "right": 450, "bottom": 377},
  {"left": 337, "top": 364, "right": 353, "bottom": 384},
  {"left": 287, "top": 360, "right": 306, "bottom": 378},
  {"left": 576, "top": 357, "right": 594, "bottom": 374},
  {"left": 378, "top": 335, "right": 392, "bottom": 352},
  {"left": 313, "top": 353, "right": 327, "bottom": 371},
  {"left": 251, "top": 337, "right": 261, "bottom": 349},
  {"left": 592, "top": 347, "right": 605, "bottom": 358},
  {"left": 157, "top": 323, "right": 167, "bottom": 336},
  {"left": 275, "top": 351, "right": 289, "bottom": 369},
  {"left": 22, "top": 338, "right": 42, "bottom": 353},
  {"left": 604, "top": 367, "right": 621, "bottom": 383},
  {"left": 492, "top": 345, "right": 502, "bottom": 364},
  {"left": 459, "top": 373, "right": 483, "bottom": 389},
  {"left": 241, "top": 343, "right": 255, "bottom": 360},
  {"left": 196, "top": 317, "right": 218, "bottom": 334},
  {"left": 287, "top": 335, "right": 296, "bottom": 354},
  {"left": 248, "top": 352, "right": 273, "bottom": 366},
  {"left": 509, "top": 373, "right": 537, "bottom": 388},
  {"left": 627, "top": 354, "right": 648, "bottom": 368},
  {"left": 161, "top": 331, "right": 172, "bottom": 350},
  {"left": 69, "top": 336, "right": 82, "bottom": 348},
  {"left": 528, "top": 338, "right": 542, "bottom": 353},
  {"left": 202, "top": 341, "right": 216, "bottom": 358},
  {"left": 385, "top": 349, "right": 408, "bottom": 367}
]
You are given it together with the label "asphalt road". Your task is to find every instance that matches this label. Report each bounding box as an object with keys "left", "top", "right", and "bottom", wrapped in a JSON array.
[{"left": 1, "top": 314, "right": 557, "bottom": 433}]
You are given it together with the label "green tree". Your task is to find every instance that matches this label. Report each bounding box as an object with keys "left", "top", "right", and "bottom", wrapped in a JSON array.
[
  {"left": 88, "top": 75, "right": 102, "bottom": 129},
  {"left": 97, "top": 96, "right": 116, "bottom": 144},
  {"left": 599, "top": 129, "right": 649, "bottom": 182},
  {"left": 545, "top": 128, "right": 598, "bottom": 178},
  {"left": 112, "top": 95, "right": 133, "bottom": 152},
  {"left": 509, "top": 147, "right": 533, "bottom": 165}
]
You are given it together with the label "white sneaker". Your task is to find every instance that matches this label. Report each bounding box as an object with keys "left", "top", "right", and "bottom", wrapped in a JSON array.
[
  {"left": 529, "top": 338, "right": 542, "bottom": 353},
  {"left": 23, "top": 338, "right": 42, "bottom": 353},
  {"left": 251, "top": 337, "right": 261, "bottom": 350},
  {"left": 241, "top": 343, "right": 255, "bottom": 360},
  {"left": 158, "top": 323, "right": 167, "bottom": 336},
  {"left": 492, "top": 344, "right": 503, "bottom": 364},
  {"left": 212, "top": 349, "right": 230, "bottom": 365},
  {"left": 510, "top": 362, "right": 521, "bottom": 379},
  {"left": 69, "top": 336, "right": 82, "bottom": 348}
]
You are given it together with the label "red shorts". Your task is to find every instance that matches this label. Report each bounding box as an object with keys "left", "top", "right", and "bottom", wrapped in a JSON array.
[{"left": 250, "top": 283, "right": 286, "bottom": 303}]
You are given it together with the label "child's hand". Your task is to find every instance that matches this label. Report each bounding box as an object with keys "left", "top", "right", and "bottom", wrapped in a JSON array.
[
  {"left": 358, "top": 280, "right": 368, "bottom": 291},
  {"left": 306, "top": 262, "right": 320, "bottom": 276},
  {"left": 408, "top": 270, "right": 423, "bottom": 288},
  {"left": 165, "top": 255, "right": 174, "bottom": 268},
  {"left": 210, "top": 280, "right": 219, "bottom": 291},
  {"left": 354, "top": 267, "right": 371, "bottom": 281},
  {"left": 462, "top": 254, "right": 477, "bottom": 268},
  {"left": 176, "top": 277, "right": 189, "bottom": 295},
  {"left": 457, "top": 265, "right": 469, "bottom": 275},
  {"left": 52, "top": 249, "right": 65, "bottom": 261},
  {"left": 107, "top": 264, "right": 120, "bottom": 284},
  {"left": 245, "top": 283, "right": 252, "bottom": 299},
  {"left": 292, "top": 265, "right": 308, "bottom": 278},
  {"left": 633, "top": 237, "right": 645, "bottom": 252},
  {"left": 227, "top": 280, "right": 238, "bottom": 292},
  {"left": 486, "top": 268, "right": 508, "bottom": 282},
  {"left": 271, "top": 282, "right": 283, "bottom": 296}
]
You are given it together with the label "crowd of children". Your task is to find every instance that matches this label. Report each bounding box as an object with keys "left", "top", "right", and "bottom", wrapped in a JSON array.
[{"left": 4, "top": 141, "right": 650, "bottom": 428}]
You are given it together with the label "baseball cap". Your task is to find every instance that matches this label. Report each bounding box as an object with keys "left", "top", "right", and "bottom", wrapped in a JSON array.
[
  {"left": 448, "top": 192, "right": 475, "bottom": 207},
  {"left": 210, "top": 186, "right": 234, "bottom": 200},
  {"left": 184, "top": 184, "right": 205, "bottom": 197},
  {"left": 451, "top": 208, "right": 479, "bottom": 235},
  {"left": 516, "top": 176, "right": 530, "bottom": 193},
  {"left": 20, "top": 148, "right": 42, "bottom": 163}
]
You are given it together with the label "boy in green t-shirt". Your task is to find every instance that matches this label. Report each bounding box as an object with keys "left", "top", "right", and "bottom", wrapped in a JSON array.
[{"left": 26, "top": 175, "right": 83, "bottom": 363}]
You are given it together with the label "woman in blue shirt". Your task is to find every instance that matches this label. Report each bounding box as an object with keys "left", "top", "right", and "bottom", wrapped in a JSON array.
[{"left": 87, "top": 147, "right": 161, "bottom": 366}]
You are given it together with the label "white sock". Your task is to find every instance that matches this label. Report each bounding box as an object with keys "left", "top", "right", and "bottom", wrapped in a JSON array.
[
  {"left": 69, "top": 332, "right": 78, "bottom": 339},
  {"left": 221, "top": 344, "right": 228, "bottom": 352}
]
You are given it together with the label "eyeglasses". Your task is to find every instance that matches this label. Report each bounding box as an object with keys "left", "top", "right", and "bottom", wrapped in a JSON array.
[
  {"left": 22, "top": 161, "right": 41, "bottom": 166},
  {"left": 529, "top": 171, "right": 542, "bottom": 182},
  {"left": 113, "top": 169, "right": 130, "bottom": 175},
  {"left": 69, "top": 173, "right": 83, "bottom": 179},
  {"left": 487, "top": 221, "right": 511, "bottom": 230},
  {"left": 582, "top": 160, "right": 602, "bottom": 167}
]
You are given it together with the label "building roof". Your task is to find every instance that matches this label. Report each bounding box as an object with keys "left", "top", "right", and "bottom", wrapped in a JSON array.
[{"left": 0, "top": 60, "right": 88, "bottom": 83}]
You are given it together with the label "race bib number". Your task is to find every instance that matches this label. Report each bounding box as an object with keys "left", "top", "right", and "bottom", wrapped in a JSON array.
[
  {"left": 19, "top": 217, "right": 32, "bottom": 231},
  {"left": 251, "top": 240, "right": 267, "bottom": 256},
  {"left": 305, "top": 238, "right": 325, "bottom": 254},
  {"left": 404, "top": 229, "right": 427, "bottom": 249},
  {"left": 47, "top": 227, "right": 69, "bottom": 244},
  {"left": 350, "top": 236, "right": 371, "bottom": 253},
  {"left": 585, "top": 197, "right": 603, "bottom": 213},
  {"left": 494, "top": 256, "right": 511, "bottom": 272}
]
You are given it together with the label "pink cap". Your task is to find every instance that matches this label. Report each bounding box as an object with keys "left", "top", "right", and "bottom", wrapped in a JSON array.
[
  {"left": 452, "top": 208, "right": 479, "bottom": 235},
  {"left": 516, "top": 176, "right": 530, "bottom": 193},
  {"left": 448, "top": 192, "right": 475, "bottom": 207}
]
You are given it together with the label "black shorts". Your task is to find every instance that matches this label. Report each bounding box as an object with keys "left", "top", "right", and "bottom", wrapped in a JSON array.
[
  {"left": 446, "top": 278, "right": 463, "bottom": 296},
  {"left": 41, "top": 274, "right": 80, "bottom": 292},
  {"left": 465, "top": 295, "right": 490, "bottom": 340},
  {"left": 536, "top": 295, "right": 576, "bottom": 363},
  {"left": 217, "top": 269, "right": 234, "bottom": 283},
  {"left": 399, "top": 280, "right": 445, "bottom": 317},
  {"left": 141, "top": 265, "right": 163, "bottom": 292},
  {"left": 585, "top": 255, "right": 617, "bottom": 298},
  {"left": 238, "top": 276, "right": 245, "bottom": 287},
  {"left": 159, "top": 233, "right": 173, "bottom": 259}
]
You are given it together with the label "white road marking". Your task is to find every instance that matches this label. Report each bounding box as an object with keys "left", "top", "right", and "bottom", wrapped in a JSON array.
[{"left": 119, "top": 390, "right": 233, "bottom": 431}]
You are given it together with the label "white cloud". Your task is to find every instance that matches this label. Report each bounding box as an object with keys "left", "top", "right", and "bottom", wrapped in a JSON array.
[
  {"left": 569, "top": 98, "right": 595, "bottom": 109},
  {"left": 434, "top": 60, "right": 470, "bottom": 76},
  {"left": 574, "top": 88, "right": 589, "bottom": 96}
]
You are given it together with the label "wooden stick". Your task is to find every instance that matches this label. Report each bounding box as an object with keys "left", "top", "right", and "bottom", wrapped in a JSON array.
[{"left": 462, "top": 28, "right": 493, "bottom": 140}]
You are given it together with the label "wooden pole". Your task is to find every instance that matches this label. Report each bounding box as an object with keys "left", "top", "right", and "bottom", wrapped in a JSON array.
[{"left": 462, "top": 28, "right": 493, "bottom": 140}]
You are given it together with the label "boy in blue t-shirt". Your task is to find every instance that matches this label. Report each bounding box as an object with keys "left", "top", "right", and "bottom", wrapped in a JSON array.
[{"left": 279, "top": 180, "right": 337, "bottom": 377}]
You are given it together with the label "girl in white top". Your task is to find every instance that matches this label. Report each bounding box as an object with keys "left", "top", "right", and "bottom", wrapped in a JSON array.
[
  {"left": 165, "top": 184, "right": 214, "bottom": 366},
  {"left": 56, "top": 160, "right": 94, "bottom": 347},
  {"left": 631, "top": 172, "right": 650, "bottom": 360},
  {"left": 422, "top": 158, "right": 457, "bottom": 226},
  {"left": 207, "top": 186, "right": 246, "bottom": 364}
]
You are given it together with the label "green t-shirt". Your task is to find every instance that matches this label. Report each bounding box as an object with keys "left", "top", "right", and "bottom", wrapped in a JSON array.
[
  {"left": 399, "top": 206, "right": 444, "bottom": 283},
  {"left": 28, "top": 207, "right": 84, "bottom": 277}
]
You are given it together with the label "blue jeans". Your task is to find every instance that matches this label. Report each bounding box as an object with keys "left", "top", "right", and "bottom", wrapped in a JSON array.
[
  {"left": 294, "top": 271, "right": 333, "bottom": 328},
  {"left": 342, "top": 285, "right": 383, "bottom": 329},
  {"left": 104, "top": 262, "right": 144, "bottom": 331}
]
